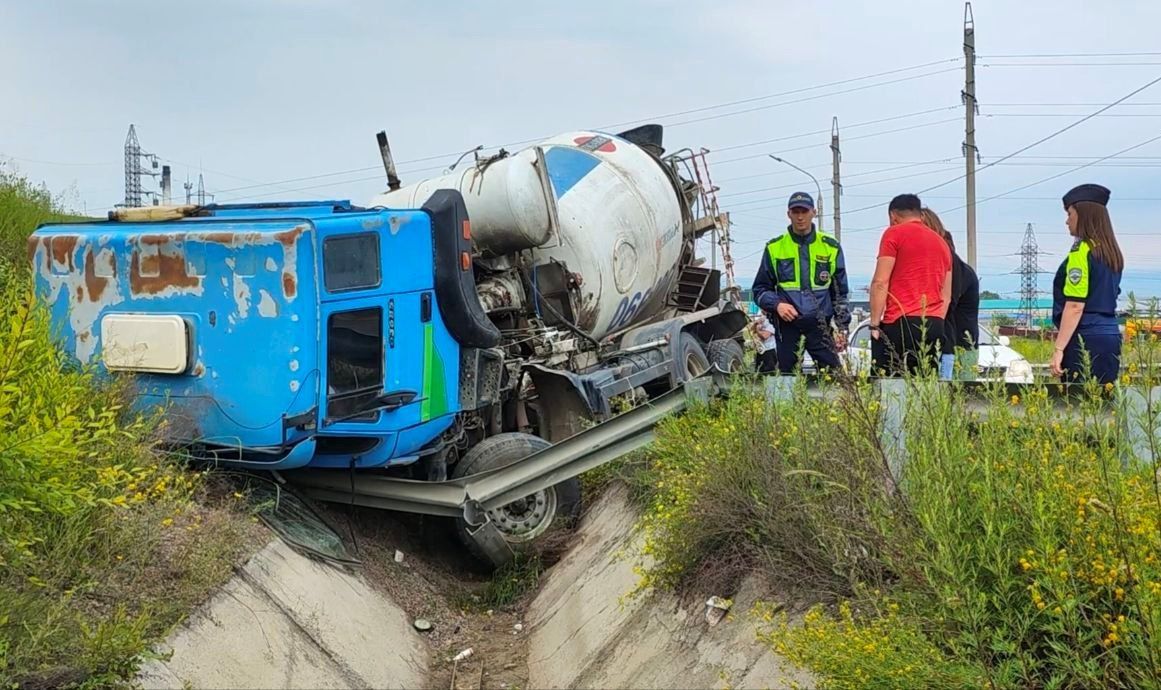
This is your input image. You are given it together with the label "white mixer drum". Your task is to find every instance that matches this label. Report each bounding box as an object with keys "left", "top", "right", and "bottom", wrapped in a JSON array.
[
  {"left": 368, "top": 129, "right": 685, "bottom": 341},
  {"left": 368, "top": 148, "right": 553, "bottom": 256},
  {"left": 529, "top": 131, "right": 683, "bottom": 340}
]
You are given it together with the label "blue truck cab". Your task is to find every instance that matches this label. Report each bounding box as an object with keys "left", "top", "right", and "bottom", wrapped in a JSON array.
[{"left": 28, "top": 190, "right": 501, "bottom": 474}]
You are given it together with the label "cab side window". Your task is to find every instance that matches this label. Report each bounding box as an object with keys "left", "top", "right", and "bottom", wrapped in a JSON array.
[
  {"left": 327, "top": 307, "right": 383, "bottom": 422},
  {"left": 324, "top": 232, "right": 381, "bottom": 293}
]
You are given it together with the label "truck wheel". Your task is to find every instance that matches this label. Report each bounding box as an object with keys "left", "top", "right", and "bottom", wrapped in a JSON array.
[
  {"left": 706, "top": 338, "right": 745, "bottom": 373},
  {"left": 676, "top": 331, "right": 711, "bottom": 381},
  {"left": 451, "top": 433, "right": 581, "bottom": 562}
]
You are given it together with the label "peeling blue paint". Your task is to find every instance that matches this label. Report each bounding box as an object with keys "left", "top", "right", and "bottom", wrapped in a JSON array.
[{"left": 29, "top": 201, "right": 462, "bottom": 471}]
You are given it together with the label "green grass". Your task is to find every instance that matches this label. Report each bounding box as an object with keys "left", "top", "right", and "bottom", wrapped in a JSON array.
[
  {"left": 631, "top": 364, "right": 1161, "bottom": 688},
  {"left": 1008, "top": 336, "right": 1056, "bottom": 364},
  {"left": 0, "top": 168, "right": 89, "bottom": 265},
  {"left": 477, "top": 555, "right": 546, "bottom": 609},
  {"left": 0, "top": 170, "right": 253, "bottom": 689}
]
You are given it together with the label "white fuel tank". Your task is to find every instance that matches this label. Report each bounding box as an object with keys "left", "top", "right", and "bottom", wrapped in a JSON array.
[{"left": 368, "top": 130, "right": 686, "bottom": 341}]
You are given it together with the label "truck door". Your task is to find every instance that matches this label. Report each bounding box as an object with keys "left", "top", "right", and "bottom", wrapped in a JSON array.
[{"left": 314, "top": 209, "right": 461, "bottom": 466}]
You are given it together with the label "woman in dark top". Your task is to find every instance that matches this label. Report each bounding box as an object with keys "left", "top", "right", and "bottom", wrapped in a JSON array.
[
  {"left": 921, "top": 208, "right": 980, "bottom": 380},
  {"left": 1050, "top": 183, "right": 1123, "bottom": 384}
]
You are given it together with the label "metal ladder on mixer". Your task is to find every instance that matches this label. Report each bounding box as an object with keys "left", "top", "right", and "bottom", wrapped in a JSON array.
[{"left": 674, "top": 148, "right": 741, "bottom": 308}]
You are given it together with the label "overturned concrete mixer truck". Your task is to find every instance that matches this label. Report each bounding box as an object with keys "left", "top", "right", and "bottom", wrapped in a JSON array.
[{"left": 27, "top": 124, "right": 747, "bottom": 560}]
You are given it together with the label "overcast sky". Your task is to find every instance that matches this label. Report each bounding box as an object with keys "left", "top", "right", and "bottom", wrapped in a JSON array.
[{"left": 4, "top": 0, "right": 1161, "bottom": 298}]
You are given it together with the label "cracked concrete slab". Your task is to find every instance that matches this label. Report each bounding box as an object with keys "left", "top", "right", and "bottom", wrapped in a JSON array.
[
  {"left": 526, "top": 484, "right": 814, "bottom": 690},
  {"left": 136, "top": 539, "right": 427, "bottom": 690}
]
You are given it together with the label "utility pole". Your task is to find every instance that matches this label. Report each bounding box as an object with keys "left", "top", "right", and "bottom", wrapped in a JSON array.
[
  {"left": 963, "top": 2, "right": 979, "bottom": 269},
  {"left": 830, "top": 117, "right": 842, "bottom": 242},
  {"left": 184, "top": 176, "right": 193, "bottom": 205}
]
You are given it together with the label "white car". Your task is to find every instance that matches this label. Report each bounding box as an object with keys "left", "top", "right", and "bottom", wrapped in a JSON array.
[{"left": 839, "top": 319, "right": 1034, "bottom": 383}]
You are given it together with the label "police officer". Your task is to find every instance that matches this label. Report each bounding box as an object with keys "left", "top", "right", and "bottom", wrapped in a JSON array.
[
  {"left": 1050, "top": 183, "right": 1125, "bottom": 384},
  {"left": 751, "top": 191, "right": 851, "bottom": 373}
]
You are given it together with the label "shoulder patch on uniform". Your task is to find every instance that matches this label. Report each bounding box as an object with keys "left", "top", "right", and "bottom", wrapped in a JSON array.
[
  {"left": 1070, "top": 239, "right": 1083, "bottom": 252},
  {"left": 1068, "top": 267, "right": 1083, "bottom": 285},
  {"left": 768, "top": 234, "right": 785, "bottom": 245},
  {"left": 820, "top": 235, "right": 841, "bottom": 248}
]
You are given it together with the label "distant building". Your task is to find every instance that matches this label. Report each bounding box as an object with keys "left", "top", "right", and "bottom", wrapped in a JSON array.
[{"left": 979, "top": 298, "right": 1053, "bottom": 329}]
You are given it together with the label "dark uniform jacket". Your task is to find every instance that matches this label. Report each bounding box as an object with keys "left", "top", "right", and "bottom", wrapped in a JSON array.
[
  {"left": 751, "top": 226, "right": 851, "bottom": 330},
  {"left": 1052, "top": 238, "right": 1121, "bottom": 337}
]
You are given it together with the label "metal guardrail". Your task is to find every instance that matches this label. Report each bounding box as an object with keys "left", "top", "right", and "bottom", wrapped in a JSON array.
[
  {"left": 287, "top": 374, "right": 1161, "bottom": 566},
  {"left": 287, "top": 381, "right": 701, "bottom": 564}
]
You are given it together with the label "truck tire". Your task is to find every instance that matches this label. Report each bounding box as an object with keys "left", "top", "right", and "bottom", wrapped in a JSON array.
[
  {"left": 676, "top": 331, "right": 711, "bottom": 381},
  {"left": 706, "top": 338, "right": 745, "bottom": 373},
  {"left": 451, "top": 433, "right": 581, "bottom": 563}
]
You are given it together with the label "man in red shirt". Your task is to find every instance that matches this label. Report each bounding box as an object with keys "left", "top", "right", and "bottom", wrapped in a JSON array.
[{"left": 869, "top": 194, "right": 952, "bottom": 376}]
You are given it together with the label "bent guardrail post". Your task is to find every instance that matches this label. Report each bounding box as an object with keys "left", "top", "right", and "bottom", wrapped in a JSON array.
[
  {"left": 1120, "top": 385, "right": 1161, "bottom": 468},
  {"left": 764, "top": 375, "right": 797, "bottom": 403},
  {"left": 876, "top": 378, "right": 909, "bottom": 483}
]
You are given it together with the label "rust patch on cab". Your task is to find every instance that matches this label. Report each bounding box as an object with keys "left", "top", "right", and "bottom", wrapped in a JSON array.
[
  {"left": 201, "top": 231, "right": 236, "bottom": 245},
  {"left": 282, "top": 272, "right": 297, "bottom": 299},
  {"left": 51, "top": 235, "right": 79, "bottom": 271},
  {"left": 274, "top": 225, "right": 305, "bottom": 247},
  {"left": 27, "top": 236, "right": 50, "bottom": 273},
  {"left": 83, "top": 247, "right": 112, "bottom": 302},
  {"left": 201, "top": 231, "right": 263, "bottom": 246},
  {"left": 129, "top": 237, "right": 201, "bottom": 296}
]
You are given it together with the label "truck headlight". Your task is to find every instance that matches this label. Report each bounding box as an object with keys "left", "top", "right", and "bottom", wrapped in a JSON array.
[{"left": 1006, "top": 358, "right": 1033, "bottom": 383}]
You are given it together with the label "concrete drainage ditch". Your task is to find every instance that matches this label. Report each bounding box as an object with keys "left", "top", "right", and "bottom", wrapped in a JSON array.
[{"left": 136, "top": 485, "right": 811, "bottom": 690}]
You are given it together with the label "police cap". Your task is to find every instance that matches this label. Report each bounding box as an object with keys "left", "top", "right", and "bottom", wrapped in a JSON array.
[
  {"left": 788, "top": 192, "right": 814, "bottom": 210},
  {"left": 1062, "top": 183, "right": 1110, "bottom": 209}
]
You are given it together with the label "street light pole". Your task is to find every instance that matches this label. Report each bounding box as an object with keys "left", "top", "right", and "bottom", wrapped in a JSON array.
[{"left": 768, "top": 154, "right": 823, "bottom": 232}]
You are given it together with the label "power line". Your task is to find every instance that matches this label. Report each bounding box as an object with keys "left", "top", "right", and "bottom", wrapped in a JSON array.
[
  {"left": 712, "top": 117, "right": 960, "bottom": 167},
  {"left": 984, "top": 62, "right": 1161, "bottom": 67},
  {"left": 720, "top": 159, "right": 954, "bottom": 200},
  {"left": 935, "top": 131, "right": 1161, "bottom": 214},
  {"left": 211, "top": 161, "right": 448, "bottom": 197},
  {"left": 205, "top": 60, "right": 964, "bottom": 199},
  {"left": 724, "top": 165, "right": 963, "bottom": 210},
  {"left": 980, "top": 52, "right": 1161, "bottom": 59},
  {"left": 661, "top": 67, "right": 961, "bottom": 128},
  {"left": 902, "top": 73, "right": 1161, "bottom": 198},
  {"left": 985, "top": 102, "right": 1161, "bottom": 107},
  {"left": 842, "top": 194, "right": 1161, "bottom": 201},
  {"left": 984, "top": 113, "right": 1161, "bottom": 118},
  {"left": 711, "top": 106, "right": 957, "bottom": 155},
  {"left": 597, "top": 58, "right": 960, "bottom": 130},
  {"left": 0, "top": 153, "right": 118, "bottom": 168}
]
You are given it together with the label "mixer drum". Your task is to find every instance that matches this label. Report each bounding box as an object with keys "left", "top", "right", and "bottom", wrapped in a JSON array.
[{"left": 368, "top": 129, "right": 686, "bottom": 341}]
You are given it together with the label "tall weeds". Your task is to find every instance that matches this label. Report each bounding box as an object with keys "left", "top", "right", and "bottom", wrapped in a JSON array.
[
  {"left": 0, "top": 170, "right": 252, "bottom": 689},
  {"left": 633, "top": 334, "right": 1161, "bottom": 688}
]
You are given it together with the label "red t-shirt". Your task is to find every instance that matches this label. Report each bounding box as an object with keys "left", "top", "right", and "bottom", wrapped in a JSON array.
[{"left": 878, "top": 219, "right": 952, "bottom": 324}]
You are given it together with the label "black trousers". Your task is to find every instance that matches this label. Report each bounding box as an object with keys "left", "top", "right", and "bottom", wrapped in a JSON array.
[
  {"left": 871, "top": 316, "right": 946, "bottom": 377},
  {"left": 1062, "top": 332, "right": 1121, "bottom": 385},
  {"left": 774, "top": 318, "right": 841, "bottom": 373},
  {"left": 754, "top": 348, "right": 779, "bottom": 373}
]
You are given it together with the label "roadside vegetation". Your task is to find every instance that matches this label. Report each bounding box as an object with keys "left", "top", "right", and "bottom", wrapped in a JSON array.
[
  {"left": 1008, "top": 335, "right": 1056, "bottom": 364},
  {"left": 0, "top": 168, "right": 255, "bottom": 689},
  {"left": 629, "top": 336, "right": 1161, "bottom": 689}
]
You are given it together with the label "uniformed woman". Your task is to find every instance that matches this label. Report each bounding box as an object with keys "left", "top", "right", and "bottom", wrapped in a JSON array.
[{"left": 1049, "top": 183, "right": 1125, "bottom": 384}]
